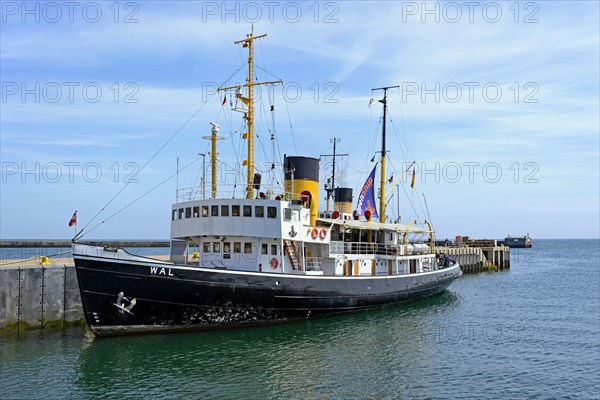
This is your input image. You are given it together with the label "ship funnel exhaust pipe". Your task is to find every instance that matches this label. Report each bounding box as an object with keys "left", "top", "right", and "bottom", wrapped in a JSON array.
[
  {"left": 284, "top": 156, "right": 319, "bottom": 226},
  {"left": 334, "top": 187, "right": 353, "bottom": 215}
]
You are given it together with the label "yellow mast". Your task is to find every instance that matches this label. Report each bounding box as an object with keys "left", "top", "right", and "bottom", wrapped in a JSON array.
[
  {"left": 219, "top": 25, "right": 282, "bottom": 199},
  {"left": 202, "top": 122, "right": 223, "bottom": 199},
  {"left": 380, "top": 152, "right": 387, "bottom": 223}
]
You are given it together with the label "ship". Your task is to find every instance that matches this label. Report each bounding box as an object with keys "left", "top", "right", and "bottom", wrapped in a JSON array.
[
  {"left": 72, "top": 27, "right": 462, "bottom": 336},
  {"left": 501, "top": 234, "right": 532, "bottom": 248}
]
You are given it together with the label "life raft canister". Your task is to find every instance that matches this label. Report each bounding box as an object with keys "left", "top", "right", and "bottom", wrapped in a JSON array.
[
  {"left": 319, "top": 228, "right": 327, "bottom": 240},
  {"left": 270, "top": 258, "right": 279, "bottom": 269},
  {"left": 311, "top": 227, "right": 319, "bottom": 239}
]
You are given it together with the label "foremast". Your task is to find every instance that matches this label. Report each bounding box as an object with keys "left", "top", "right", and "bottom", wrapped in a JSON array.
[
  {"left": 372, "top": 85, "right": 399, "bottom": 223},
  {"left": 219, "top": 25, "right": 282, "bottom": 199}
]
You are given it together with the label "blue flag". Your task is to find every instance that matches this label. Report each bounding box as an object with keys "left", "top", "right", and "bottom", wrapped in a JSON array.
[{"left": 355, "top": 165, "right": 378, "bottom": 219}]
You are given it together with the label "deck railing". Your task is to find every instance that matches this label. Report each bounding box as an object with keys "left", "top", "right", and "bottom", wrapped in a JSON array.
[
  {"left": 329, "top": 241, "right": 399, "bottom": 256},
  {"left": 175, "top": 184, "right": 311, "bottom": 203},
  {"left": 305, "top": 257, "right": 323, "bottom": 271},
  {"left": 329, "top": 241, "right": 432, "bottom": 256}
]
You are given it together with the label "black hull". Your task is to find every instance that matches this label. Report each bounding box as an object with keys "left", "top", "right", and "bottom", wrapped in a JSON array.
[{"left": 74, "top": 254, "right": 462, "bottom": 336}]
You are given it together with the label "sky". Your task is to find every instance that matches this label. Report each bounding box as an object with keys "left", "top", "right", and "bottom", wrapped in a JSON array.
[{"left": 1, "top": 1, "right": 599, "bottom": 240}]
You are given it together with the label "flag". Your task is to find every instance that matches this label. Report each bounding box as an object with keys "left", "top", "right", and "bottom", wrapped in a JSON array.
[
  {"left": 355, "top": 165, "right": 378, "bottom": 219},
  {"left": 410, "top": 169, "right": 416, "bottom": 189},
  {"left": 388, "top": 175, "right": 394, "bottom": 183},
  {"left": 68, "top": 210, "right": 77, "bottom": 227},
  {"left": 222, "top": 95, "right": 227, "bottom": 105},
  {"left": 368, "top": 98, "right": 375, "bottom": 107}
]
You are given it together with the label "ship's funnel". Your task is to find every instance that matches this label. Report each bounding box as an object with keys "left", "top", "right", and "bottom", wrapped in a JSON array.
[
  {"left": 334, "top": 187, "right": 353, "bottom": 215},
  {"left": 284, "top": 155, "right": 319, "bottom": 226}
]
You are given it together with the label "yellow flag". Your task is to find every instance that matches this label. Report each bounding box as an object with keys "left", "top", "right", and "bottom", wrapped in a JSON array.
[{"left": 410, "top": 169, "right": 416, "bottom": 189}]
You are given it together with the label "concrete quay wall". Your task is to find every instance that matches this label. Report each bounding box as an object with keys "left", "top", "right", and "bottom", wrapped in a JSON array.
[{"left": 0, "top": 265, "right": 83, "bottom": 331}]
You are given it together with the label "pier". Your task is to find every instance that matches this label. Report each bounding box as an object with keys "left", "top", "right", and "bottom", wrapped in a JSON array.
[{"left": 435, "top": 245, "right": 510, "bottom": 273}]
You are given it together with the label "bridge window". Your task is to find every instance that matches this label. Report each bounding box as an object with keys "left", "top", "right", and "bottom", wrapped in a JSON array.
[
  {"left": 243, "top": 205, "right": 252, "bottom": 217},
  {"left": 244, "top": 243, "right": 252, "bottom": 254},
  {"left": 178, "top": 208, "right": 184, "bottom": 219},
  {"left": 221, "top": 205, "right": 229, "bottom": 216},
  {"left": 211, "top": 205, "right": 219, "bottom": 216},
  {"left": 202, "top": 206, "right": 209, "bottom": 217},
  {"left": 234, "top": 242, "right": 241, "bottom": 253},
  {"left": 185, "top": 207, "right": 191, "bottom": 218},
  {"left": 213, "top": 242, "right": 220, "bottom": 253},
  {"left": 172, "top": 210, "right": 177, "bottom": 220},
  {"left": 267, "top": 206, "right": 277, "bottom": 218},
  {"left": 262, "top": 243, "right": 268, "bottom": 255},
  {"left": 232, "top": 205, "right": 240, "bottom": 216},
  {"left": 270, "top": 244, "right": 278, "bottom": 255},
  {"left": 255, "top": 206, "right": 264, "bottom": 218},
  {"left": 203, "top": 243, "right": 210, "bottom": 253},
  {"left": 193, "top": 206, "right": 199, "bottom": 218}
]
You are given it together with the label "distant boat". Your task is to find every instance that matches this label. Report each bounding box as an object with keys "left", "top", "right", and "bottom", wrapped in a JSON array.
[
  {"left": 502, "top": 234, "right": 532, "bottom": 248},
  {"left": 72, "top": 26, "right": 462, "bottom": 336}
]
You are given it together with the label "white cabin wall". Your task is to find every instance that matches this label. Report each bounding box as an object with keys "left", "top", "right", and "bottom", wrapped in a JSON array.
[{"left": 171, "top": 199, "right": 285, "bottom": 240}]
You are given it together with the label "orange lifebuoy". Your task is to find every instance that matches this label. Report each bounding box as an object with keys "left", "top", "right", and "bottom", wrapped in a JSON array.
[
  {"left": 319, "top": 228, "right": 327, "bottom": 240},
  {"left": 311, "top": 228, "right": 319, "bottom": 239},
  {"left": 270, "top": 258, "right": 279, "bottom": 269}
]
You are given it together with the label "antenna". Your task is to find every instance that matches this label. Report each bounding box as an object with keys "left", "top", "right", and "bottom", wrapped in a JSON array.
[
  {"left": 320, "top": 137, "right": 348, "bottom": 212},
  {"left": 176, "top": 157, "right": 179, "bottom": 201}
]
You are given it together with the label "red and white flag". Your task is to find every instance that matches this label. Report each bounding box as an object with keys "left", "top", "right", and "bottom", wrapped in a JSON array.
[
  {"left": 68, "top": 210, "right": 77, "bottom": 227},
  {"left": 222, "top": 95, "right": 227, "bottom": 105}
]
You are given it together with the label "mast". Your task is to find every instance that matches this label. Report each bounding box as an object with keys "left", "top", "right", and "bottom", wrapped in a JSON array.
[
  {"left": 219, "top": 25, "right": 282, "bottom": 199},
  {"left": 372, "top": 85, "right": 399, "bottom": 223},
  {"left": 202, "top": 123, "right": 223, "bottom": 199}
]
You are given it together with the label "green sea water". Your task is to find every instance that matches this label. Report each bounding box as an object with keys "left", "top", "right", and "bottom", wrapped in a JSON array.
[{"left": 1, "top": 239, "right": 599, "bottom": 399}]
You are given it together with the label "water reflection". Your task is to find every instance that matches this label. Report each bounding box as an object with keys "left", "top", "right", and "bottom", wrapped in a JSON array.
[{"left": 74, "top": 292, "right": 459, "bottom": 399}]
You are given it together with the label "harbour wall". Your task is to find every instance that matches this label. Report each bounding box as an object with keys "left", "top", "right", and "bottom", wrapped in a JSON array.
[{"left": 0, "top": 264, "right": 84, "bottom": 331}]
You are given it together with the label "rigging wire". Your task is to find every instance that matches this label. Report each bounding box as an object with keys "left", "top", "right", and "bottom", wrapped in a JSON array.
[
  {"left": 255, "top": 48, "right": 281, "bottom": 185},
  {"left": 76, "top": 64, "right": 248, "bottom": 240},
  {"left": 283, "top": 95, "right": 298, "bottom": 155},
  {"left": 253, "top": 62, "right": 286, "bottom": 184},
  {"left": 82, "top": 157, "right": 202, "bottom": 237},
  {"left": 387, "top": 157, "right": 428, "bottom": 227}
]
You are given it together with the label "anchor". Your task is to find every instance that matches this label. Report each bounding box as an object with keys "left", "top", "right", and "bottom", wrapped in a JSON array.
[{"left": 112, "top": 291, "right": 137, "bottom": 315}]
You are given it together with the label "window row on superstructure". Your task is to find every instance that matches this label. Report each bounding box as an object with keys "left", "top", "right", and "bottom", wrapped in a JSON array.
[
  {"left": 172, "top": 204, "right": 278, "bottom": 220},
  {"left": 201, "top": 241, "right": 280, "bottom": 256}
]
